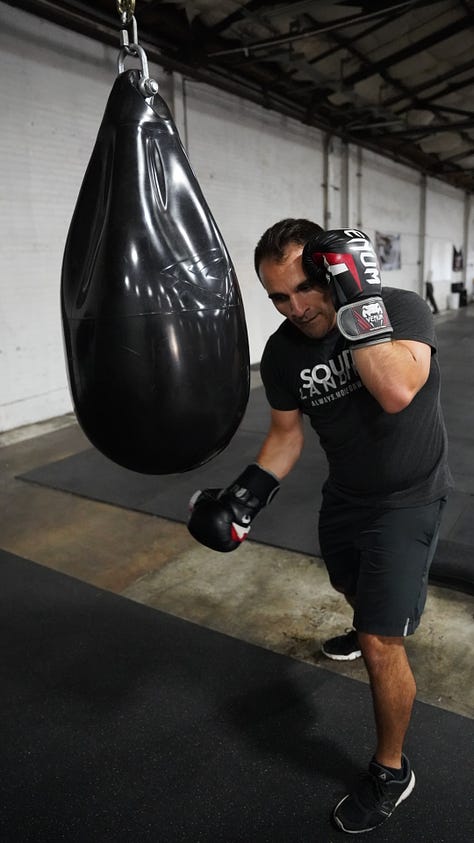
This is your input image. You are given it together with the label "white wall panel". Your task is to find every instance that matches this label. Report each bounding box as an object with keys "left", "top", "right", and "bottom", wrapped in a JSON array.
[
  {"left": 465, "top": 195, "right": 474, "bottom": 301},
  {"left": 425, "top": 179, "right": 465, "bottom": 310},
  {"left": 182, "top": 79, "right": 325, "bottom": 362},
  {"left": 325, "top": 136, "right": 343, "bottom": 229},
  {"left": 358, "top": 150, "right": 422, "bottom": 293},
  {"left": 348, "top": 146, "right": 363, "bottom": 229}
]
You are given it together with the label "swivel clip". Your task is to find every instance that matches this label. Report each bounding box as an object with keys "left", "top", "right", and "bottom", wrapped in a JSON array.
[{"left": 117, "top": 12, "right": 159, "bottom": 99}]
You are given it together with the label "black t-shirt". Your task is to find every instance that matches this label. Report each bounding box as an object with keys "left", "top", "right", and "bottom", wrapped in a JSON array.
[{"left": 260, "top": 288, "right": 453, "bottom": 507}]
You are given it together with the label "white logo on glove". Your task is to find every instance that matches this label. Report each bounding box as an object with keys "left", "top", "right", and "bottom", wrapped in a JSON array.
[
  {"left": 362, "top": 301, "right": 384, "bottom": 327},
  {"left": 231, "top": 522, "right": 250, "bottom": 542}
]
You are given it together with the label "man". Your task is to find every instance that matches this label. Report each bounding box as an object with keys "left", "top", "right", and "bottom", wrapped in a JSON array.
[
  {"left": 425, "top": 279, "right": 439, "bottom": 314},
  {"left": 188, "top": 219, "right": 452, "bottom": 834}
]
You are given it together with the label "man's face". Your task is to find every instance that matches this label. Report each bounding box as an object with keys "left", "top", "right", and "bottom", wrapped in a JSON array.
[{"left": 258, "top": 243, "right": 337, "bottom": 339}]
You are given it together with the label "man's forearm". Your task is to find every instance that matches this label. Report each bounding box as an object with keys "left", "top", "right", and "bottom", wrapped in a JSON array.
[
  {"left": 352, "top": 340, "right": 431, "bottom": 414},
  {"left": 256, "top": 424, "right": 304, "bottom": 480}
]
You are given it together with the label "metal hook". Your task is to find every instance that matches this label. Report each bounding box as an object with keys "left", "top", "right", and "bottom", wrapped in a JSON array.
[{"left": 117, "top": 0, "right": 135, "bottom": 25}]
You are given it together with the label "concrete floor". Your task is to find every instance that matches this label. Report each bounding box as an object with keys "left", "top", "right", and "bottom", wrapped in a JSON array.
[{"left": 1, "top": 373, "right": 473, "bottom": 725}]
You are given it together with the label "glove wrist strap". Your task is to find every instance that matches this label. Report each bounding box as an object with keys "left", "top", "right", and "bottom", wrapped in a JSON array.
[
  {"left": 229, "top": 463, "right": 280, "bottom": 507},
  {"left": 337, "top": 296, "right": 393, "bottom": 344}
]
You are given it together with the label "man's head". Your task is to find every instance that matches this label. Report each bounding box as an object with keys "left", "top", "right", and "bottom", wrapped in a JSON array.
[{"left": 254, "top": 218, "right": 337, "bottom": 339}]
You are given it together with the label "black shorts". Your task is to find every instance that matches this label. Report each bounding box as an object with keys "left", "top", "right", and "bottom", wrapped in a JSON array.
[{"left": 318, "top": 488, "right": 447, "bottom": 637}]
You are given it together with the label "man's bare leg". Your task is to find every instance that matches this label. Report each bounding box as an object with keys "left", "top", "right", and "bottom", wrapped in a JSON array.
[{"left": 358, "top": 632, "right": 416, "bottom": 768}]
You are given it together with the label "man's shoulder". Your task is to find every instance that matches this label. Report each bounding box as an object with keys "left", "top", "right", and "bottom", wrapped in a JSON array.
[
  {"left": 383, "top": 286, "right": 416, "bottom": 297},
  {"left": 265, "top": 319, "right": 299, "bottom": 348},
  {"left": 383, "top": 286, "right": 432, "bottom": 319},
  {"left": 382, "top": 286, "right": 435, "bottom": 346},
  {"left": 383, "top": 286, "right": 425, "bottom": 305}
]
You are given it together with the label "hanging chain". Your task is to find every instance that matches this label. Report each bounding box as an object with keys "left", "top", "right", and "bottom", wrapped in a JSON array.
[
  {"left": 116, "top": 1, "right": 159, "bottom": 98},
  {"left": 117, "top": 0, "right": 135, "bottom": 25}
]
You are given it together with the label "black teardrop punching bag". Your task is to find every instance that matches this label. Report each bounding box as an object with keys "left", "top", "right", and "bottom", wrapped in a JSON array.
[{"left": 61, "top": 70, "right": 250, "bottom": 474}]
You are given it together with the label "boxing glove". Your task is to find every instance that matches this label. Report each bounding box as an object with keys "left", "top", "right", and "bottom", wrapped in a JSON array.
[
  {"left": 188, "top": 463, "right": 280, "bottom": 552},
  {"left": 302, "top": 228, "right": 393, "bottom": 349}
]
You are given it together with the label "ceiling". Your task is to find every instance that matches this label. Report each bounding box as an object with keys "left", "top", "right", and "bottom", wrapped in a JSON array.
[{"left": 9, "top": 0, "right": 474, "bottom": 192}]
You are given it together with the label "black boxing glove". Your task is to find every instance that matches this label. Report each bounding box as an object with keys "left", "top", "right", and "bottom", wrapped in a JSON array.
[
  {"left": 188, "top": 463, "right": 280, "bottom": 552},
  {"left": 302, "top": 228, "right": 393, "bottom": 349}
]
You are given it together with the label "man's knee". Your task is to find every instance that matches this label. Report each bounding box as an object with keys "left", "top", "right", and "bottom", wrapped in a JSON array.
[{"left": 358, "top": 631, "right": 404, "bottom": 668}]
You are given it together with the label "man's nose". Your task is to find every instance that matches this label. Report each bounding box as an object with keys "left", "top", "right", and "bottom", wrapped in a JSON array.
[{"left": 289, "top": 294, "right": 308, "bottom": 318}]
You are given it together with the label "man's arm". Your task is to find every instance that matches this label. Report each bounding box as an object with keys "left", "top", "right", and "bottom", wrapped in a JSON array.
[
  {"left": 187, "top": 407, "right": 303, "bottom": 552},
  {"left": 302, "top": 229, "right": 432, "bottom": 414},
  {"left": 256, "top": 407, "right": 305, "bottom": 479},
  {"left": 352, "top": 339, "right": 431, "bottom": 414}
]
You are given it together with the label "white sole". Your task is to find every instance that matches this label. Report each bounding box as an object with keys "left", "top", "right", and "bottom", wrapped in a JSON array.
[
  {"left": 321, "top": 647, "right": 362, "bottom": 661},
  {"left": 333, "top": 770, "right": 416, "bottom": 834}
]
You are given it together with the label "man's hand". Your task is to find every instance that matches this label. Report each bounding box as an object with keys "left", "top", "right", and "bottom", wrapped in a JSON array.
[
  {"left": 188, "top": 463, "right": 280, "bottom": 552},
  {"left": 302, "top": 228, "right": 393, "bottom": 348}
]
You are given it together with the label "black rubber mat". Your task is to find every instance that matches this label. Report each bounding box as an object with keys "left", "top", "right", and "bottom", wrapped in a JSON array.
[
  {"left": 19, "top": 312, "right": 474, "bottom": 594},
  {"left": 1, "top": 548, "right": 473, "bottom": 842}
]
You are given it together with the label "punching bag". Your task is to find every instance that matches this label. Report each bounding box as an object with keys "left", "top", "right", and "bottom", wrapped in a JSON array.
[{"left": 61, "top": 70, "right": 250, "bottom": 474}]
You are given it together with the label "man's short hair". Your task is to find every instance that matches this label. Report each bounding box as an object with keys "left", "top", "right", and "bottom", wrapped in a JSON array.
[{"left": 254, "top": 218, "right": 324, "bottom": 278}]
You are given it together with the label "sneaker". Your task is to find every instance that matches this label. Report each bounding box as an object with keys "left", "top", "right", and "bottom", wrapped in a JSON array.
[
  {"left": 333, "top": 754, "right": 415, "bottom": 834},
  {"left": 321, "top": 628, "right": 361, "bottom": 661}
]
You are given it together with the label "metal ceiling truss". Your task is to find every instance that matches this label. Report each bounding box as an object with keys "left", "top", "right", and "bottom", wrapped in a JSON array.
[{"left": 6, "top": 0, "right": 474, "bottom": 191}]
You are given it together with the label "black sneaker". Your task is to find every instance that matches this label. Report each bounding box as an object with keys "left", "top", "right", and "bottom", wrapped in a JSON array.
[
  {"left": 333, "top": 754, "right": 415, "bottom": 834},
  {"left": 321, "top": 629, "right": 361, "bottom": 661}
]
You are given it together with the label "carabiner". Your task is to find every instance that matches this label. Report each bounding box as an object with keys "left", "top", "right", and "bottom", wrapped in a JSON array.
[{"left": 117, "top": 0, "right": 135, "bottom": 25}]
